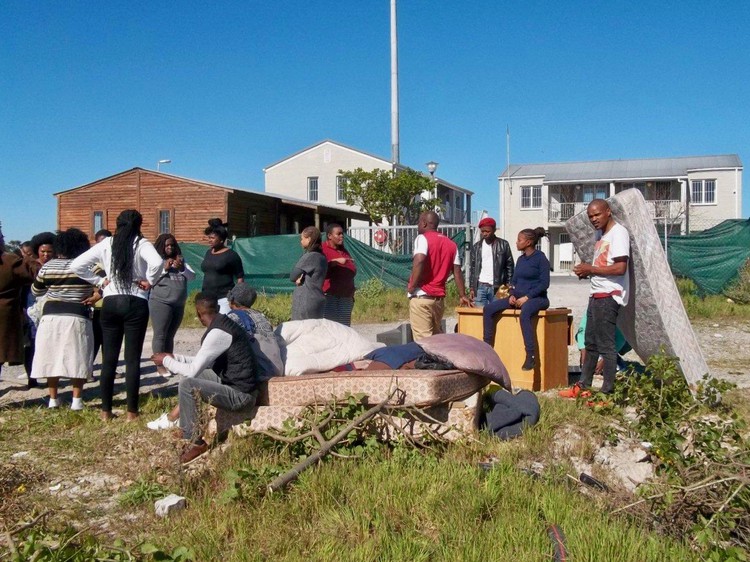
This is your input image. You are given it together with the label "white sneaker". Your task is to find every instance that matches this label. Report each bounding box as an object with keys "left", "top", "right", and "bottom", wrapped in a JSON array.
[
  {"left": 147, "top": 413, "right": 178, "bottom": 431},
  {"left": 71, "top": 398, "right": 84, "bottom": 411},
  {"left": 48, "top": 398, "right": 59, "bottom": 409}
]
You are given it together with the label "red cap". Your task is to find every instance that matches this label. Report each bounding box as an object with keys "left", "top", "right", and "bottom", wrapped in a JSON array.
[{"left": 478, "top": 217, "right": 496, "bottom": 229}]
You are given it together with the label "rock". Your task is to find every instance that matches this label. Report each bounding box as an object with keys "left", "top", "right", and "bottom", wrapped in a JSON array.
[
  {"left": 11, "top": 451, "right": 29, "bottom": 458},
  {"left": 714, "top": 333, "right": 724, "bottom": 338},
  {"left": 594, "top": 440, "right": 653, "bottom": 492},
  {"left": 154, "top": 494, "right": 186, "bottom": 517}
]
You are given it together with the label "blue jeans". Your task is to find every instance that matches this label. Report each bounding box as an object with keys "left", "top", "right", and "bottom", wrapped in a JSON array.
[
  {"left": 474, "top": 284, "right": 496, "bottom": 307},
  {"left": 483, "top": 296, "right": 550, "bottom": 353}
]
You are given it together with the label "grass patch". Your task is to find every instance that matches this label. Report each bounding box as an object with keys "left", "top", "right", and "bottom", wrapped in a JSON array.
[
  {"left": 677, "top": 277, "right": 750, "bottom": 319},
  {"left": 0, "top": 378, "right": 715, "bottom": 561},
  {"left": 180, "top": 278, "right": 464, "bottom": 328}
]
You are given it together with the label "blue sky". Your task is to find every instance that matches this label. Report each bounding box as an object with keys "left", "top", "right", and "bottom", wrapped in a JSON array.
[{"left": 1, "top": 1, "right": 748, "bottom": 241}]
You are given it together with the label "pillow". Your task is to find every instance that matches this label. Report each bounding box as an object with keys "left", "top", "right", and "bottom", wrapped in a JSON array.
[
  {"left": 418, "top": 333, "right": 511, "bottom": 390},
  {"left": 276, "top": 319, "right": 385, "bottom": 376}
]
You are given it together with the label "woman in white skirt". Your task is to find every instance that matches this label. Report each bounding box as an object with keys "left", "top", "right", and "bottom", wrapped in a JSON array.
[{"left": 31, "top": 228, "right": 100, "bottom": 409}]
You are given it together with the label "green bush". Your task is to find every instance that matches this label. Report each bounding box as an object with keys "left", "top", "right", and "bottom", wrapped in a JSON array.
[{"left": 724, "top": 258, "right": 750, "bottom": 304}]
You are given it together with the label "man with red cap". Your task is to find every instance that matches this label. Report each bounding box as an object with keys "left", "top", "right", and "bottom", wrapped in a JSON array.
[{"left": 469, "top": 217, "right": 514, "bottom": 307}]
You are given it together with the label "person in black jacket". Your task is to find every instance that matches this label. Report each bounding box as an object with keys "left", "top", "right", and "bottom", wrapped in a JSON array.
[
  {"left": 151, "top": 293, "right": 258, "bottom": 464},
  {"left": 469, "top": 217, "right": 514, "bottom": 307}
]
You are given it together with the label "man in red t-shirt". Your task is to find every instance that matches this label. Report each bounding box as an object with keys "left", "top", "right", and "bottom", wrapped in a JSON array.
[{"left": 407, "top": 211, "right": 471, "bottom": 340}]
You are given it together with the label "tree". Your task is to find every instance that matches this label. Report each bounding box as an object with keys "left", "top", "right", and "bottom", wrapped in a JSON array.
[
  {"left": 4, "top": 239, "right": 21, "bottom": 253},
  {"left": 338, "top": 167, "right": 443, "bottom": 225}
]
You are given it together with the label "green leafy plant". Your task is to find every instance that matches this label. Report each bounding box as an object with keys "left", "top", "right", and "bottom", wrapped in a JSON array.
[
  {"left": 609, "top": 352, "right": 750, "bottom": 556},
  {"left": 118, "top": 479, "right": 170, "bottom": 507},
  {"left": 5, "top": 527, "right": 194, "bottom": 561}
]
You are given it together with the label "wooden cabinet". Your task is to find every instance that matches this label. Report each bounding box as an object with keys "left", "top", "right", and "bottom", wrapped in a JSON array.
[{"left": 456, "top": 307, "right": 572, "bottom": 391}]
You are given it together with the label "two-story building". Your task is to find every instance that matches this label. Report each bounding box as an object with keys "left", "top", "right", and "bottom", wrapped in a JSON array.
[
  {"left": 499, "top": 154, "right": 743, "bottom": 272},
  {"left": 264, "top": 139, "right": 473, "bottom": 227}
]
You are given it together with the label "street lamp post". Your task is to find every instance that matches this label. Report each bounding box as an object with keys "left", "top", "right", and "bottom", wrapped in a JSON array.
[
  {"left": 157, "top": 159, "right": 171, "bottom": 171},
  {"left": 426, "top": 160, "right": 439, "bottom": 200}
]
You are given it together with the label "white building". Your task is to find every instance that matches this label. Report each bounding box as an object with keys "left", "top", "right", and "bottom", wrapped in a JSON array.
[
  {"left": 499, "top": 154, "right": 743, "bottom": 272},
  {"left": 264, "top": 139, "right": 473, "bottom": 227}
]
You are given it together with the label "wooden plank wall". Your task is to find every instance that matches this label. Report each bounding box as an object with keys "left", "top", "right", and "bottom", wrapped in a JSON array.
[
  {"left": 57, "top": 170, "right": 139, "bottom": 239},
  {"left": 57, "top": 168, "right": 365, "bottom": 245},
  {"left": 139, "top": 171, "right": 227, "bottom": 243},
  {"left": 57, "top": 170, "right": 228, "bottom": 243}
]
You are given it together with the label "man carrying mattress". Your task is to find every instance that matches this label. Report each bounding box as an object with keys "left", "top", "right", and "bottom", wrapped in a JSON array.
[
  {"left": 561, "top": 199, "right": 630, "bottom": 399},
  {"left": 151, "top": 293, "right": 259, "bottom": 464}
]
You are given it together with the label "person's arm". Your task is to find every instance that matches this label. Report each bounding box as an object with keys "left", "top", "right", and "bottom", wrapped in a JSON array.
[
  {"left": 290, "top": 253, "right": 308, "bottom": 283},
  {"left": 453, "top": 263, "right": 472, "bottom": 307},
  {"left": 407, "top": 235, "right": 428, "bottom": 294},
  {"left": 141, "top": 241, "right": 166, "bottom": 286},
  {"left": 70, "top": 244, "right": 107, "bottom": 287},
  {"left": 524, "top": 253, "right": 550, "bottom": 299},
  {"left": 162, "top": 329, "right": 232, "bottom": 377},
  {"left": 408, "top": 254, "right": 426, "bottom": 294},
  {"left": 180, "top": 261, "right": 196, "bottom": 281},
  {"left": 232, "top": 251, "right": 245, "bottom": 283},
  {"left": 30, "top": 265, "right": 49, "bottom": 298},
  {"left": 502, "top": 241, "right": 515, "bottom": 285},
  {"left": 574, "top": 257, "right": 627, "bottom": 278}
]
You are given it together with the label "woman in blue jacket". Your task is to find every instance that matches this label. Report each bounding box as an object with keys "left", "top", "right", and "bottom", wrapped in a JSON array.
[{"left": 483, "top": 227, "right": 550, "bottom": 371}]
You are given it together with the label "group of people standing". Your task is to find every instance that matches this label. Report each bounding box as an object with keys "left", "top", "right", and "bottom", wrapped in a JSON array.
[
  {"left": 0, "top": 214, "right": 360, "bottom": 416},
  {"left": 406, "top": 202, "right": 629, "bottom": 398}
]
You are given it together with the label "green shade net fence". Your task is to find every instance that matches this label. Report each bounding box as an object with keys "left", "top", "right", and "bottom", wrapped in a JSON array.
[
  {"left": 181, "top": 231, "right": 467, "bottom": 296},
  {"left": 664, "top": 218, "right": 750, "bottom": 295}
]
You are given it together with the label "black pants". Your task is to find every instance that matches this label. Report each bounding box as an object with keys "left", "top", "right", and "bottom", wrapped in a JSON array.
[
  {"left": 92, "top": 308, "right": 103, "bottom": 360},
  {"left": 100, "top": 295, "right": 150, "bottom": 413},
  {"left": 580, "top": 296, "right": 620, "bottom": 394}
]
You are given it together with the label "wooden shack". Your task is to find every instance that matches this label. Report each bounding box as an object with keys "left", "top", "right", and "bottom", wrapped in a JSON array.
[{"left": 55, "top": 168, "right": 369, "bottom": 243}]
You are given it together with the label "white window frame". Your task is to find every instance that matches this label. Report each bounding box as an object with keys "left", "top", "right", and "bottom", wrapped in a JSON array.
[
  {"left": 336, "top": 175, "right": 346, "bottom": 203},
  {"left": 158, "top": 210, "right": 171, "bottom": 234},
  {"left": 691, "top": 179, "right": 716, "bottom": 205},
  {"left": 308, "top": 177, "right": 319, "bottom": 202},
  {"left": 520, "top": 185, "right": 542, "bottom": 210},
  {"left": 93, "top": 211, "right": 104, "bottom": 233}
]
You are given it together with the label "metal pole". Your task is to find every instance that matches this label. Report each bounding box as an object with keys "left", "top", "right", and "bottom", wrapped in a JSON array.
[{"left": 390, "top": 0, "right": 399, "bottom": 166}]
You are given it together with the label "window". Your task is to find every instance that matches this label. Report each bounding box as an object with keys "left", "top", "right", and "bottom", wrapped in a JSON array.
[
  {"left": 521, "top": 185, "right": 542, "bottom": 209},
  {"left": 691, "top": 179, "right": 716, "bottom": 205},
  {"left": 583, "top": 183, "right": 608, "bottom": 203},
  {"left": 158, "top": 210, "right": 171, "bottom": 234},
  {"left": 308, "top": 177, "right": 319, "bottom": 202},
  {"left": 93, "top": 211, "right": 104, "bottom": 233},
  {"left": 336, "top": 176, "right": 346, "bottom": 202}
]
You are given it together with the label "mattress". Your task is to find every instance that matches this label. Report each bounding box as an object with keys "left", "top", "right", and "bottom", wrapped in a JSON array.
[
  {"left": 564, "top": 188, "right": 709, "bottom": 386},
  {"left": 217, "top": 390, "right": 483, "bottom": 442},
  {"left": 256, "top": 369, "right": 488, "bottom": 408}
]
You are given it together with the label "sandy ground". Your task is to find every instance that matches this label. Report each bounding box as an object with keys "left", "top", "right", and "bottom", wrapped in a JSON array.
[{"left": 2, "top": 275, "right": 749, "bottom": 409}]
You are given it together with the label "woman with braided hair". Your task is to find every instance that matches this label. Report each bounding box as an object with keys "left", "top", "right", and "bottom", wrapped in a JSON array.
[{"left": 72, "top": 210, "right": 163, "bottom": 421}]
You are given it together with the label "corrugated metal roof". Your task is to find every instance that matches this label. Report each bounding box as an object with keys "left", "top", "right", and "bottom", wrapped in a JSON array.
[{"left": 500, "top": 154, "right": 742, "bottom": 182}]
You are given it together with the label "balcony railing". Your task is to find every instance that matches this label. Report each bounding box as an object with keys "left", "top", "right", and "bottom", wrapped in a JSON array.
[{"left": 548, "top": 200, "right": 684, "bottom": 223}]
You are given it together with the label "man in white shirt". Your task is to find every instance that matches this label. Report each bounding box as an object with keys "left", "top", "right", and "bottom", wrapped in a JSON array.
[
  {"left": 561, "top": 199, "right": 630, "bottom": 398},
  {"left": 151, "top": 293, "right": 258, "bottom": 464}
]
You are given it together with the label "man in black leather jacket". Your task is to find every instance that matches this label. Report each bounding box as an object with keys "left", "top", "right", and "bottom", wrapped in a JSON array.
[{"left": 469, "top": 217, "right": 515, "bottom": 307}]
